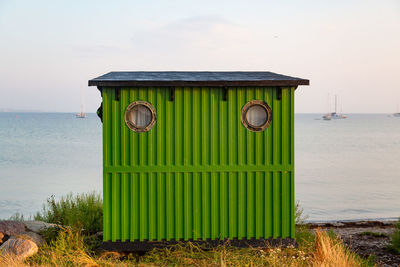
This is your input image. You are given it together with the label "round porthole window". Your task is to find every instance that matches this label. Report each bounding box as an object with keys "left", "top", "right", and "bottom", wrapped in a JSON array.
[
  {"left": 125, "top": 101, "right": 156, "bottom": 132},
  {"left": 241, "top": 100, "right": 272, "bottom": 132}
]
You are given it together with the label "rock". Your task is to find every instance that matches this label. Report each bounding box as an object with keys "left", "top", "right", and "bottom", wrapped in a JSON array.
[
  {"left": 0, "top": 229, "right": 45, "bottom": 260},
  {"left": 0, "top": 237, "right": 38, "bottom": 260},
  {"left": 0, "top": 221, "right": 26, "bottom": 236},
  {"left": 23, "top": 221, "right": 59, "bottom": 233},
  {"left": 17, "top": 231, "right": 45, "bottom": 247}
]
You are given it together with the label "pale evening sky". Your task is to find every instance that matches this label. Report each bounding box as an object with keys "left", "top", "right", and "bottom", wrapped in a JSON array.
[{"left": 0, "top": 0, "right": 399, "bottom": 113}]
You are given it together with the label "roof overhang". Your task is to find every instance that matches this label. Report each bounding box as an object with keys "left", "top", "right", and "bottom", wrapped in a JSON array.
[{"left": 89, "top": 71, "right": 310, "bottom": 88}]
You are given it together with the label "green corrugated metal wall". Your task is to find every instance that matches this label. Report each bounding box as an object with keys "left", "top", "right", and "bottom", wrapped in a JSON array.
[{"left": 102, "top": 86, "right": 295, "bottom": 242}]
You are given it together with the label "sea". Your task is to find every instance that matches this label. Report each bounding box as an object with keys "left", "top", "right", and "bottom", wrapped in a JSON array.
[{"left": 0, "top": 113, "right": 399, "bottom": 222}]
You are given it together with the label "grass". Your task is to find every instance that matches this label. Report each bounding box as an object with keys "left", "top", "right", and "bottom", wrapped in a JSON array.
[
  {"left": 387, "top": 218, "right": 400, "bottom": 254},
  {"left": 0, "top": 193, "right": 377, "bottom": 266},
  {"left": 312, "top": 229, "right": 376, "bottom": 267},
  {"left": 26, "top": 227, "right": 100, "bottom": 266},
  {"left": 1, "top": 227, "right": 374, "bottom": 267},
  {"left": 34, "top": 192, "right": 102, "bottom": 234},
  {"left": 7, "top": 212, "right": 25, "bottom": 222},
  {"left": 360, "top": 231, "right": 387, "bottom": 237}
]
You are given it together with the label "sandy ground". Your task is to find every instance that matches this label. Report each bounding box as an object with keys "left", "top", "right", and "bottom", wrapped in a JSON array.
[{"left": 307, "top": 221, "right": 399, "bottom": 266}]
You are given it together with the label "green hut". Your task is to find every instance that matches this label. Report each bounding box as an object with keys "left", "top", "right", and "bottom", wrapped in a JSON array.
[{"left": 89, "top": 71, "right": 309, "bottom": 250}]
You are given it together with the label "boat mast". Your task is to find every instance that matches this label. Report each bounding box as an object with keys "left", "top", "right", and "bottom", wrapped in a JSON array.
[{"left": 335, "top": 95, "right": 337, "bottom": 114}]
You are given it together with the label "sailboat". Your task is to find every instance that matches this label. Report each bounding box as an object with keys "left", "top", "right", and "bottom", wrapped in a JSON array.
[
  {"left": 322, "top": 94, "right": 332, "bottom": 120},
  {"left": 76, "top": 87, "right": 86, "bottom": 118},
  {"left": 322, "top": 113, "right": 332, "bottom": 120},
  {"left": 323, "top": 94, "right": 347, "bottom": 120},
  {"left": 331, "top": 95, "right": 347, "bottom": 119}
]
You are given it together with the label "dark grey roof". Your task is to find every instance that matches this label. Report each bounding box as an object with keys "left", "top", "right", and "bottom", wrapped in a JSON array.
[{"left": 88, "top": 71, "right": 309, "bottom": 87}]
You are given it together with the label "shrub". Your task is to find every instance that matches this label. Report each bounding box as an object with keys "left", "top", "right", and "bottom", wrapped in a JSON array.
[
  {"left": 27, "top": 227, "right": 98, "bottom": 266},
  {"left": 295, "top": 201, "right": 309, "bottom": 225},
  {"left": 34, "top": 192, "right": 102, "bottom": 234},
  {"left": 388, "top": 218, "right": 400, "bottom": 254}
]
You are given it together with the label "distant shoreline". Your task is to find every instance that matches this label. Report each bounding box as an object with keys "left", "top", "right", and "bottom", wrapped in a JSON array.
[
  {"left": 0, "top": 110, "right": 96, "bottom": 114},
  {"left": 1, "top": 111, "right": 398, "bottom": 115},
  {"left": 306, "top": 217, "right": 399, "bottom": 224}
]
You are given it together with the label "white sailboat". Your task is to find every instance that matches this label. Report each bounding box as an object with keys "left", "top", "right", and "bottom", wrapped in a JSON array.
[
  {"left": 76, "top": 87, "right": 86, "bottom": 118},
  {"left": 331, "top": 95, "right": 347, "bottom": 119},
  {"left": 322, "top": 94, "right": 332, "bottom": 120},
  {"left": 323, "top": 94, "right": 347, "bottom": 120}
]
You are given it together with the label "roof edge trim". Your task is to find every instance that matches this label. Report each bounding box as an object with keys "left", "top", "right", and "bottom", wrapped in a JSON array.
[{"left": 89, "top": 79, "right": 310, "bottom": 87}]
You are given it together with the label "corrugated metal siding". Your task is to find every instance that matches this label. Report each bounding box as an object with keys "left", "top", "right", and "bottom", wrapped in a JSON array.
[{"left": 102, "top": 87, "right": 295, "bottom": 242}]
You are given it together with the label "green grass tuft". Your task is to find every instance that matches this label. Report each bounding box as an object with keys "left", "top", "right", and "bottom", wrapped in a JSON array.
[
  {"left": 7, "top": 212, "right": 26, "bottom": 221},
  {"left": 26, "top": 227, "right": 100, "bottom": 266},
  {"left": 360, "top": 231, "right": 387, "bottom": 237},
  {"left": 34, "top": 192, "right": 102, "bottom": 234},
  {"left": 387, "top": 218, "right": 400, "bottom": 254}
]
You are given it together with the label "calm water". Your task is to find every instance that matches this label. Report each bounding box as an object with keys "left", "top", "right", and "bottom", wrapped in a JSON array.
[{"left": 0, "top": 113, "right": 399, "bottom": 221}]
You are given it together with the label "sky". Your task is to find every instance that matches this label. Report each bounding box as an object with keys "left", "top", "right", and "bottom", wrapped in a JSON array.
[{"left": 0, "top": 0, "right": 399, "bottom": 113}]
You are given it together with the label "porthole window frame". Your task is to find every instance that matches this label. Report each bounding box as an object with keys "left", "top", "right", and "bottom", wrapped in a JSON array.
[
  {"left": 124, "top": 101, "right": 157, "bottom": 133},
  {"left": 241, "top": 100, "right": 272, "bottom": 132}
]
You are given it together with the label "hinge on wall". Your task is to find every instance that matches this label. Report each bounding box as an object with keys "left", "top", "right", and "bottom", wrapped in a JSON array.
[
  {"left": 223, "top": 87, "right": 228, "bottom": 101},
  {"left": 169, "top": 87, "right": 175, "bottom": 101},
  {"left": 277, "top": 87, "right": 282, "bottom": 100},
  {"left": 115, "top": 88, "right": 120, "bottom": 101}
]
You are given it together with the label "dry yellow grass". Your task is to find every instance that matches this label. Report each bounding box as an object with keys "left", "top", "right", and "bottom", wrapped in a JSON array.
[
  {"left": 0, "top": 228, "right": 372, "bottom": 267},
  {"left": 312, "top": 229, "right": 362, "bottom": 267},
  {"left": 0, "top": 253, "right": 27, "bottom": 267}
]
